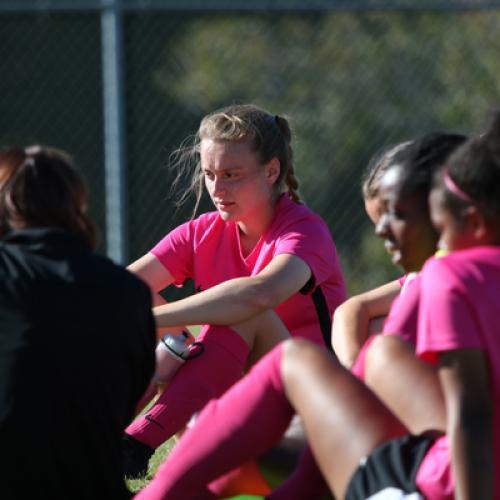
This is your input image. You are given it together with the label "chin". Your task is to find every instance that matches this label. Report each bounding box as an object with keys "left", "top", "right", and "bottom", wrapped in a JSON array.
[
  {"left": 217, "top": 210, "right": 235, "bottom": 222},
  {"left": 390, "top": 251, "right": 402, "bottom": 266}
]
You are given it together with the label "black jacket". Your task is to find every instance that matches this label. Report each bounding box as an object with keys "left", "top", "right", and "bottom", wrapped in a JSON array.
[{"left": 0, "top": 228, "right": 155, "bottom": 499}]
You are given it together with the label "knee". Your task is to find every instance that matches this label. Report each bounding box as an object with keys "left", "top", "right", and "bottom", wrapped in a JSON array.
[
  {"left": 281, "top": 338, "right": 335, "bottom": 383},
  {"left": 281, "top": 338, "right": 313, "bottom": 361},
  {"left": 282, "top": 337, "right": 330, "bottom": 359},
  {"left": 365, "top": 334, "right": 412, "bottom": 379},
  {"left": 367, "top": 334, "right": 409, "bottom": 359}
]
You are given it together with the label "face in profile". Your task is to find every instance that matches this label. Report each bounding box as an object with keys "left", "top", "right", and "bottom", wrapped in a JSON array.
[
  {"left": 364, "top": 195, "right": 384, "bottom": 226},
  {"left": 374, "top": 165, "right": 439, "bottom": 273},
  {"left": 429, "top": 186, "right": 470, "bottom": 252}
]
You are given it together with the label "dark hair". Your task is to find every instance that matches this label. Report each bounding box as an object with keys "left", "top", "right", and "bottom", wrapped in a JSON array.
[
  {"left": 0, "top": 146, "right": 96, "bottom": 248},
  {"left": 170, "top": 104, "right": 301, "bottom": 217},
  {"left": 362, "top": 141, "right": 413, "bottom": 200},
  {"left": 391, "top": 132, "right": 468, "bottom": 200},
  {"left": 437, "top": 110, "right": 500, "bottom": 218}
]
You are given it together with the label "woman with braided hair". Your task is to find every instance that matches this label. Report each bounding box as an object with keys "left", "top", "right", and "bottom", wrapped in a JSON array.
[{"left": 123, "top": 104, "right": 347, "bottom": 480}]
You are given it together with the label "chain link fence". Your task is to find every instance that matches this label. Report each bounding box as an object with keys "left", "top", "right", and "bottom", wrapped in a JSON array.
[{"left": 1, "top": 1, "right": 500, "bottom": 296}]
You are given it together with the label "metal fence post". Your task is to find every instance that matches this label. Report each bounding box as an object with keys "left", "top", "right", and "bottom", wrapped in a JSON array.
[{"left": 101, "top": 0, "right": 127, "bottom": 264}]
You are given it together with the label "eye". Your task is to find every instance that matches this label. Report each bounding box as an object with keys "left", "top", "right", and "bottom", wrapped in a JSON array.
[
  {"left": 387, "top": 207, "right": 403, "bottom": 219},
  {"left": 203, "top": 170, "right": 215, "bottom": 180},
  {"left": 385, "top": 199, "right": 406, "bottom": 220}
]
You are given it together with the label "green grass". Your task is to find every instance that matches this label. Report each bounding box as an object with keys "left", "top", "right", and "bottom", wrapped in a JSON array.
[{"left": 126, "top": 437, "right": 177, "bottom": 494}]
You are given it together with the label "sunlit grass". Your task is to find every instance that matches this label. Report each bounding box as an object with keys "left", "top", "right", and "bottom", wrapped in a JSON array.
[{"left": 126, "top": 437, "right": 177, "bottom": 494}]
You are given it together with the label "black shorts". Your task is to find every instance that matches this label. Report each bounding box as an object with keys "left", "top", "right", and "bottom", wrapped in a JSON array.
[{"left": 345, "top": 433, "right": 439, "bottom": 500}]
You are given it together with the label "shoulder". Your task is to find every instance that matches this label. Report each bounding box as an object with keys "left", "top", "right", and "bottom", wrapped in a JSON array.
[
  {"left": 153, "top": 210, "right": 223, "bottom": 251},
  {"left": 272, "top": 196, "right": 332, "bottom": 238},
  {"left": 174, "top": 210, "right": 223, "bottom": 239},
  {"left": 422, "top": 247, "right": 500, "bottom": 294},
  {"left": 90, "top": 253, "right": 151, "bottom": 298}
]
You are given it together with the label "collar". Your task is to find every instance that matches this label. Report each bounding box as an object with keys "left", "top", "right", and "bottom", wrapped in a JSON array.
[{"left": 2, "top": 228, "right": 91, "bottom": 257}]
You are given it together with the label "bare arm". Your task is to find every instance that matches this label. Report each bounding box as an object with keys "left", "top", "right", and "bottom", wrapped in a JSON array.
[
  {"left": 153, "top": 253, "right": 311, "bottom": 329},
  {"left": 332, "top": 279, "right": 401, "bottom": 368},
  {"left": 438, "top": 349, "right": 493, "bottom": 500}
]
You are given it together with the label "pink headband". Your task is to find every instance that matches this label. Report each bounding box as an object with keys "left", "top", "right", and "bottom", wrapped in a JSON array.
[{"left": 442, "top": 167, "right": 473, "bottom": 203}]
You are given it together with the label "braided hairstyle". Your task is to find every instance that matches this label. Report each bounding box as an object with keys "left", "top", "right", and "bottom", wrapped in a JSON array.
[{"left": 171, "top": 104, "right": 301, "bottom": 217}]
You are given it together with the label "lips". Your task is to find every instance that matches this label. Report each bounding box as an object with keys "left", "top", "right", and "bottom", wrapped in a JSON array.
[
  {"left": 384, "top": 240, "right": 398, "bottom": 255},
  {"left": 216, "top": 201, "right": 235, "bottom": 209}
]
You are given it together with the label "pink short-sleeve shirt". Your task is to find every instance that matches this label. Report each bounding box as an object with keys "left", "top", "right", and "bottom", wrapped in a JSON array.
[
  {"left": 415, "top": 246, "right": 500, "bottom": 499},
  {"left": 382, "top": 272, "right": 420, "bottom": 347},
  {"left": 150, "top": 194, "right": 346, "bottom": 345}
]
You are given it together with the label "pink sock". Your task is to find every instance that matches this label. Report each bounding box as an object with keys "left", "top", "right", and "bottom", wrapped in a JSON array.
[
  {"left": 134, "top": 343, "right": 294, "bottom": 500},
  {"left": 126, "top": 325, "right": 250, "bottom": 449},
  {"left": 269, "top": 445, "right": 329, "bottom": 499}
]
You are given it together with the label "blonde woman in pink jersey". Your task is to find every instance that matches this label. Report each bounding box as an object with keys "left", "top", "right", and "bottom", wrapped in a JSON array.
[{"left": 123, "top": 104, "right": 347, "bottom": 478}]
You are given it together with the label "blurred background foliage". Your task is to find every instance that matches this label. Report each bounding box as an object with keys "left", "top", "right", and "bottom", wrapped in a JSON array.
[{"left": 1, "top": 4, "right": 500, "bottom": 296}]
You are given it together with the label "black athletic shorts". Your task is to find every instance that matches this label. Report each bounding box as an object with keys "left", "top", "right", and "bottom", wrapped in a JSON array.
[{"left": 345, "top": 433, "right": 440, "bottom": 499}]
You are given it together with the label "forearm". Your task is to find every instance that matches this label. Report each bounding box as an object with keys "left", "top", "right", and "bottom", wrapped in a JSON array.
[
  {"left": 152, "top": 293, "right": 193, "bottom": 341},
  {"left": 438, "top": 350, "right": 494, "bottom": 500},
  {"left": 331, "top": 301, "right": 371, "bottom": 368},
  {"left": 154, "top": 276, "right": 270, "bottom": 329},
  {"left": 332, "top": 280, "right": 401, "bottom": 368},
  {"left": 450, "top": 416, "right": 493, "bottom": 499}
]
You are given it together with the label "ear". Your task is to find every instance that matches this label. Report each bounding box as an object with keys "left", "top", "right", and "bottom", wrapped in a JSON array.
[
  {"left": 264, "top": 158, "right": 280, "bottom": 185},
  {"left": 464, "top": 206, "right": 489, "bottom": 242}
]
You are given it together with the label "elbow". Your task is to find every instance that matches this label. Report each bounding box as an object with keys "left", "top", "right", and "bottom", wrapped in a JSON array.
[
  {"left": 241, "top": 279, "right": 281, "bottom": 311},
  {"left": 334, "top": 297, "right": 366, "bottom": 322}
]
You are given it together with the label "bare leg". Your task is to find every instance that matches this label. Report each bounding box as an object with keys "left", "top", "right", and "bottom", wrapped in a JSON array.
[
  {"left": 364, "top": 334, "right": 446, "bottom": 435},
  {"left": 281, "top": 339, "right": 407, "bottom": 498},
  {"left": 237, "top": 309, "right": 290, "bottom": 370}
]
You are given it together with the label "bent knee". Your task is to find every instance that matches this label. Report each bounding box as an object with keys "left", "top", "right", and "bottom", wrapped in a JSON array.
[
  {"left": 366, "top": 334, "right": 411, "bottom": 363},
  {"left": 282, "top": 338, "right": 336, "bottom": 378}
]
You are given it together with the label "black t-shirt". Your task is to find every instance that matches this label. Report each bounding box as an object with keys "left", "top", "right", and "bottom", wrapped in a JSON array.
[{"left": 0, "top": 228, "right": 156, "bottom": 499}]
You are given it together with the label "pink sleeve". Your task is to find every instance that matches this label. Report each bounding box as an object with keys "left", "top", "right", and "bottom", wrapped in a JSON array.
[
  {"left": 274, "top": 218, "right": 340, "bottom": 293},
  {"left": 399, "top": 274, "right": 407, "bottom": 287},
  {"left": 150, "top": 221, "right": 195, "bottom": 286},
  {"left": 417, "top": 258, "right": 482, "bottom": 363},
  {"left": 382, "top": 275, "right": 420, "bottom": 347},
  {"left": 351, "top": 334, "right": 377, "bottom": 381}
]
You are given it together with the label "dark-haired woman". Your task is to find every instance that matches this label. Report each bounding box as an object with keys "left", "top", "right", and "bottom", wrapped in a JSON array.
[{"left": 0, "top": 146, "right": 156, "bottom": 500}]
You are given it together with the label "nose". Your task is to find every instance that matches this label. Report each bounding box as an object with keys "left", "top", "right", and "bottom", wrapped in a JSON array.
[
  {"left": 208, "top": 175, "right": 225, "bottom": 196},
  {"left": 213, "top": 176, "right": 226, "bottom": 195},
  {"left": 375, "top": 212, "right": 390, "bottom": 239}
]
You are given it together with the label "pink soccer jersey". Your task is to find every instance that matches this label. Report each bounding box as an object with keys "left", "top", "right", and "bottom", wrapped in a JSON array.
[
  {"left": 151, "top": 194, "right": 346, "bottom": 345},
  {"left": 382, "top": 272, "right": 420, "bottom": 347},
  {"left": 415, "top": 246, "right": 500, "bottom": 499}
]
